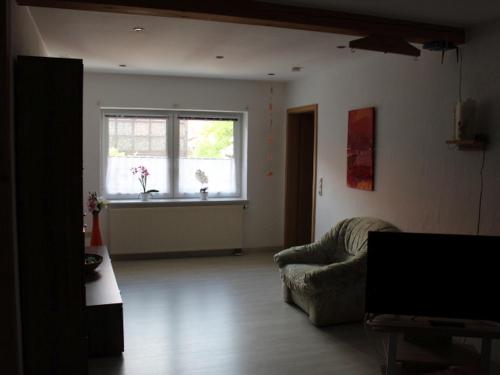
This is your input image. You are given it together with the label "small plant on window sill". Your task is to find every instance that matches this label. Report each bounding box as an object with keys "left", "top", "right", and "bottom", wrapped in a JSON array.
[
  {"left": 195, "top": 169, "right": 209, "bottom": 200},
  {"left": 131, "top": 165, "right": 159, "bottom": 201}
]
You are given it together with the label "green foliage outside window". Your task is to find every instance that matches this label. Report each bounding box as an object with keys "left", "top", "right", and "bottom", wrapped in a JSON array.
[
  {"left": 191, "top": 121, "right": 234, "bottom": 159},
  {"left": 109, "top": 147, "right": 126, "bottom": 157}
]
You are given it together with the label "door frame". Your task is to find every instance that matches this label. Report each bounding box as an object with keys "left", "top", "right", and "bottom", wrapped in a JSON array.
[{"left": 284, "top": 104, "right": 318, "bottom": 247}]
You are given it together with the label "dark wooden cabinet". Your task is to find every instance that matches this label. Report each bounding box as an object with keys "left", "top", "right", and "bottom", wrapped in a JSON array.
[
  {"left": 86, "top": 246, "right": 124, "bottom": 357},
  {"left": 15, "top": 56, "right": 87, "bottom": 375}
]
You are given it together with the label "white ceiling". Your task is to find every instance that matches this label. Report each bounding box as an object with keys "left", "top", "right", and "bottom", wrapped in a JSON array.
[
  {"left": 29, "top": 2, "right": 500, "bottom": 81},
  {"left": 30, "top": 7, "right": 357, "bottom": 81}
]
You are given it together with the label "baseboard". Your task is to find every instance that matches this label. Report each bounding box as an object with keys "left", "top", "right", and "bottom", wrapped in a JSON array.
[
  {"left": 111, "top": 249, "right": 236, "bottom": 260},
  {"left": 111, "top": 246, "right": 283, "bottom": 261},
  {"left": 242, "top": 246, "right": 283, "bottom": 254}
]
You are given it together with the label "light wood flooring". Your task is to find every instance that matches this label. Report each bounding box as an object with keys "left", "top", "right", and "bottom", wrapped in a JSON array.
[{"left": 89, "top": 250, "right": 383, "bottom": 375}]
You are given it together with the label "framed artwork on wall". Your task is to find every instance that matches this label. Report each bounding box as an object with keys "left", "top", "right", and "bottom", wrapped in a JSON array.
[{"left": 347, "top": 107, "right": 375, "bottom": 191}]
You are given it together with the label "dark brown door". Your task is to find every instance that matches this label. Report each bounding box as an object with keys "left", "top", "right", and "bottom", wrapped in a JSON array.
[{"left": 284, "top": 105, "right": 317, "bottom": 249}]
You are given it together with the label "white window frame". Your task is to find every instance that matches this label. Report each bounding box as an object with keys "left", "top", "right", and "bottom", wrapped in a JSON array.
[
  {"left": 101, "top": 108, "right": 244, "bottom": 200},
  {"left": 173, "top": 111, "right": 243, "bottom": 199}
]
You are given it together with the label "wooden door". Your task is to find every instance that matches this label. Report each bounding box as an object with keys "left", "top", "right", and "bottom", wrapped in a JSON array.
[{"left": 284, "top": 105, "right": 318, "bottom": 249}]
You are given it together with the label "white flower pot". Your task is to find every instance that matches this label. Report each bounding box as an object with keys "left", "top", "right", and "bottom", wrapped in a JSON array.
[
  {"left": 200, "top": 191, "right": 208, "bottom": 200},
  {"left": 140, "top": 192, "right": 152, "bottom": 201}
]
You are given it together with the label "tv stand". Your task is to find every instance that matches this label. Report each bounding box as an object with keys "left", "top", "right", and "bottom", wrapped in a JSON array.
[
  {"left": 367, "top": 314, "right": 500, "bottom": 375},
  {"left": 85, "top": 246, "right": 124, "bottom": 357},
  {"left": 429, "top": 320, "right": 466, "bottom": 329}
]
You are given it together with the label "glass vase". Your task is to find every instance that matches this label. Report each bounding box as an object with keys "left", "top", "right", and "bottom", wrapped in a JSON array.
[{"left": 90, "top": 212, "right": 103, "bottom": 247}]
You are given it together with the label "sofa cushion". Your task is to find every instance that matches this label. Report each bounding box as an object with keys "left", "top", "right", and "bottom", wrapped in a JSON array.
[
  {"left": 280, "top": 264, "right": 323, "bottom": 294},
  {"left": 332, "top": 217, "right": 399, "bottom": 258}
]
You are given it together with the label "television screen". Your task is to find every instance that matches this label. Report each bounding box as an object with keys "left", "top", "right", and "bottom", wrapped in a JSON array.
[{"left": 365, "top": 231, "right": 500, "bottom": 322}]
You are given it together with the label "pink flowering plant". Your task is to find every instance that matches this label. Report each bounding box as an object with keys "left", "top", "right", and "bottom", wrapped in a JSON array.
[
  {"left": 131, "top": 165, "right": 159, "bottom": 194},
  {"left": 87, "top": 192, "right": 107, "bottom": 214}
]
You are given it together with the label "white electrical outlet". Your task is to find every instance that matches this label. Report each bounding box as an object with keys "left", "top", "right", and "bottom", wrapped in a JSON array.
[{"left": 318, "top": 177, "right": 323, "bottom": 196}]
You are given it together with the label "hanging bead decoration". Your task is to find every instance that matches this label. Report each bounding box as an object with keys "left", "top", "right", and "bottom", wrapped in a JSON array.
[{"left": 266, "top": 84, "right": 274, "bottom": 177}]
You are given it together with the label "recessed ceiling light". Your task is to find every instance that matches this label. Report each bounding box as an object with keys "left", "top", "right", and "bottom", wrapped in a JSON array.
[
  {"left": 216, "top": 56, "right": 224, "bottom": 59},
  {"left": 337, "top": 45, "right": 346, "bottom": 49},
  {"left": 268, "top": 73, "right": 275, "bottom": 76},
  {"left": 132, "top": 27, "right": 145, "bottom": 32},
  {"left": 291, "top": 66, "right": 303, "bottom": 72},
  {"left": 119, "top": 64, "right": 127, "bottom": 67}
]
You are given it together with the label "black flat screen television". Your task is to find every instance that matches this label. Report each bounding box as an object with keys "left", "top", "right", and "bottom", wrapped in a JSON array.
[{"left": 366, "top": 231, "right": 500, "bottom": 322}]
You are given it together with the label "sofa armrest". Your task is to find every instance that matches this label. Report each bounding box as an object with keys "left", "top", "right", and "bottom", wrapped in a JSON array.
[
  {"left": 274, "top": 242, "right": 331, "bottom": 268},
  {"left": 304, "top": 255, "right": 366, "bottom": 293}
]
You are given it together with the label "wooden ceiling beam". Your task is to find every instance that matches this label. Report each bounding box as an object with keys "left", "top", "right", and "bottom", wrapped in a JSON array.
[{"left": 16, "top": 0, "right": 465, "bottom": 45}]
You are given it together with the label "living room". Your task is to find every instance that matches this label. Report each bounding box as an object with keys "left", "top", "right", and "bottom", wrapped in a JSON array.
[{"left": 3, "top": 1, "right": 500, "bottom": 375}]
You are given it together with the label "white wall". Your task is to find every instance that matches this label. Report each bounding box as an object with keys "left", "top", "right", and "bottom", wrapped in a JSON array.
[
  {"left": 11, "top": 3, "right": 47, "bottom": 57},
  {"left": 83, "top": 73, "right": 285, "bottom": 249},
  {"left": 285, "top": 22, "right": 500, "bottom": 239},
  {"left": 462, "top": 21, "right": 500, "bottom": 361},
  {"left": 462, "top": 22, "right": 500, "bottom": 236}
]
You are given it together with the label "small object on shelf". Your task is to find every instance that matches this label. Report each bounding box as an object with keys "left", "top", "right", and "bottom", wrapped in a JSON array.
[
  {"left": 84, "top": 253, "right": 103, "bottom": 273},
  {"left": 90, "top": 212, "right": 103, "bottom": 246},
  {"left": 453, "top": 100, "right": 477, "bottom": 141}
]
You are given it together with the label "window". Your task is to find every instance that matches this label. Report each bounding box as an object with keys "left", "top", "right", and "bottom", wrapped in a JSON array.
[{"left": 102, "top": 110, "right": 243, "bottom": 200}]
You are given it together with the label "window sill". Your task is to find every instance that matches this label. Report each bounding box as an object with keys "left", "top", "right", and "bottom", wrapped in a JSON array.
[{"left": 107, "top": 198, "right": 248, "bottom": 209}]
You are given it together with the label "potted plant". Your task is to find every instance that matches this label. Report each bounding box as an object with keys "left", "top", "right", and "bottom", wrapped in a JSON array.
[
  {"left": 131, "top": 166, "right": 158, "bottom": 201},
  {"left": 195, "top": 169, "right": 209, "bottom": 200}
]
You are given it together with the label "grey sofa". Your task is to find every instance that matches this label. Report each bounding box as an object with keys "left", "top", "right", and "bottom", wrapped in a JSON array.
[{"left": 274, "top": 217, "right": 399, "bottom": 326}]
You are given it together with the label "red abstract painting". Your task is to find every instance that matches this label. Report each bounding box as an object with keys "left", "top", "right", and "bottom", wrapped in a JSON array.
[{"left": 347, "top": 107, "right": 375, "bottom": 190}]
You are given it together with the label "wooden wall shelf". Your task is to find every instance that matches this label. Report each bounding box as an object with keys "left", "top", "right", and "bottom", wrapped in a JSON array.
[{"left": 446, "top": 139, "right": 486, "bottom": 151}]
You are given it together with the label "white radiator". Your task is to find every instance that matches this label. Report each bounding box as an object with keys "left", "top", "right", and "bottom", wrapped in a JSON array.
[{"left": 108, "top": 205, "right": 244, "bottom": 255}]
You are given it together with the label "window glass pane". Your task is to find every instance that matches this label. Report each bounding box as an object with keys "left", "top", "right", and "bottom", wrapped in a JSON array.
[
  {"left": 134, "top": 122, "right": 149, "bottom": 136},
  {"left": 151, "top": 121, "right": 166, "bottom": 136},
  {"left": 116, "top": 119, "right": 133, "bottom": 135},
  {"left": 108, "top": 119, "right": 116, "bottom": 135},
  {"left": 151, "top": 137, "right": 166, "bottom": 151},
  {"left": 134, "top": 136, "right": 149, "bottom": 151},
  {"left": 178, "top": 118, "right": 236, "bottom": 195},
  {"left": 109, "top": 135, "right": 117, "bottom": 149},
  {"left": 106, "top": 117, "right": 169, "bottom": 196},
  {"left": 116, "top": 136, "right": 133, "bottom": 151}
]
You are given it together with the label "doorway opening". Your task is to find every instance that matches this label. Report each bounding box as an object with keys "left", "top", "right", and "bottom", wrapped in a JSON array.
[{"left": 284, "top": 104, "right": 318, "bottom": 249}]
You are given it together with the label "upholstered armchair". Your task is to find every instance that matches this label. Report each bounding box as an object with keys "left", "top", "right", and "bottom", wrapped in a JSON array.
[{"left": 274, "top": 217, "right": 399, "bottom": 326}]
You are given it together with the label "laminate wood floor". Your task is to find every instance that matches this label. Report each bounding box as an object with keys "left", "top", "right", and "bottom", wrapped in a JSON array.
[{"left": 88, "top": 250, "right": 383, "bottom": 375}]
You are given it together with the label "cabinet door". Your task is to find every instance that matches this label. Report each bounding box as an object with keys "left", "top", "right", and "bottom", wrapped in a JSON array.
[{"left": 15, "top": 56, "right": 86, "bottom": 375}]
